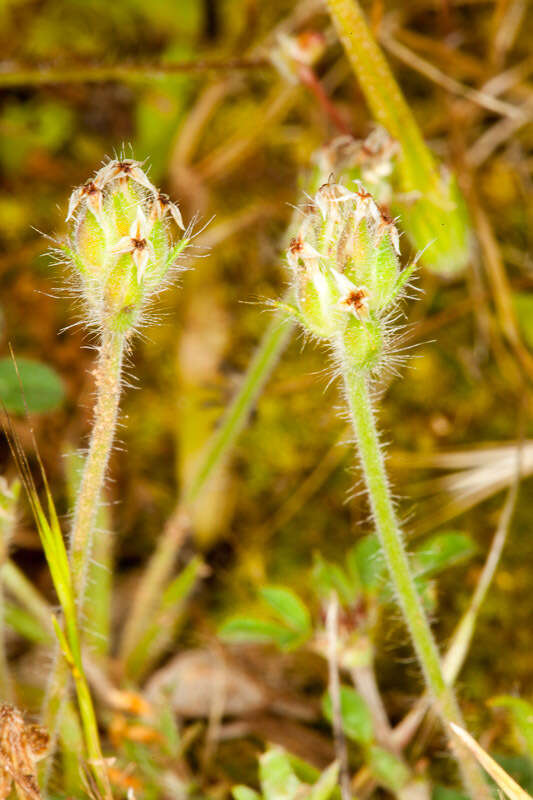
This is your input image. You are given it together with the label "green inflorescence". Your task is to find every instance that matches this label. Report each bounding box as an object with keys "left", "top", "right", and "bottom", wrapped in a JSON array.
[{"left": 65, "top": 158, "right": 188, "bottom": 334}]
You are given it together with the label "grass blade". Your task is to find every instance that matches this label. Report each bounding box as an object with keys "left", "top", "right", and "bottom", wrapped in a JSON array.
[{"left": 450, "top": 723, "right": 533, "bottom": 800}]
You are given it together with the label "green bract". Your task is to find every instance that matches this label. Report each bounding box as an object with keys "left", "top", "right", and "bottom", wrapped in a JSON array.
[
  {"left": 286, "top": 180, "right": 415, "bottom": 372},
  {"left": 65, "top": 158, "right": 188, "bottom": 334}
]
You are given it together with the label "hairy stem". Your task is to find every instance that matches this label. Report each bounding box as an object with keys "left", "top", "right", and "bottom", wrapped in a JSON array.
[
  {"left": 392, "top": 472, "right": 520, "bottom": 752},
  {"left": 65, "top": 449, "right": 113, "bottom": 659},
  {"left": 340, "top": 358, "right": 491, "bottom": 800},
  {"left": 70, "top": 329, "right": 125, "bottom": 615},
  {"left": 41, "top": 329, "right": 125, "bottom": 778}
]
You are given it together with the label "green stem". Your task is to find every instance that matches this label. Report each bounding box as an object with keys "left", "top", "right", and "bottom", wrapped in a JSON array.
[
  {"left": 185, "top": 314, "right": 293, "bottom": 505},
  {"left": 65, "top": 449, "right": 113, "bottom": 659},
  {"left": 70, "top": 329, "right": 125, "bottom": 614},
  {"left": 340, "top": 358, "right": 491, "bottom": 800},
  {"left": 121, "top": 134, "right": 334, "bottom": 666},
  {"left": 119, "top": 312, "right": 293, "bottom": 664},
  {"left": 393, "top": 476, "right": 520, "bottom": 751}
]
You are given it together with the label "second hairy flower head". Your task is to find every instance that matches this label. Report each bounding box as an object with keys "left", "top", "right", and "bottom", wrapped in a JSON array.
[
  {"left": 64, "top": 158, "right": 189, "bottom": 335},
  {"left": 286, "top": 181, "right": 416, "bottom": 373}
]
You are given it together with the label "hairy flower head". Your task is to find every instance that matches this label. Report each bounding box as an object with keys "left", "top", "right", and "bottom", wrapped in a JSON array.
[
  {"left": 62, "top": 158, "right": 189, "bottom": 335},
  {"left": 285, "top": 180, "right": 415, "bottom": 372}
]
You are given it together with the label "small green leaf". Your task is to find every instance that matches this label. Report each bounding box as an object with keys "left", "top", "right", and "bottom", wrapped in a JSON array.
[
  {"left": 259, "top": 586, "right": 311, "bottom": 634},
  {"left": 308, "top": 761, "right": 340, "bottom": 800},
  {"left": 232, "top": 787, "right": 262, "bottom": 800},
  {"left": 491, "top": 696, "right": 533, "bottom": 757},
  {"left": 413, "top": 532, "right": 476, "bottom": 578},
  {"left": 367, "top": 746, "right": 410, "bottom": 792},
  {"left": 219, "top": 617, "right": 298, "bottom": 649},
  {"left": 0, "top": 357, "right": 65, "bottom": 414},
  {"left": 259, "top": 748, "right": 302, "bottom": 800},
  {"left": 288, "top": 754, "right": 320, "bottom": 784},
  {"left": 322, "top": 686, "right": 373, "bottom": 745}
]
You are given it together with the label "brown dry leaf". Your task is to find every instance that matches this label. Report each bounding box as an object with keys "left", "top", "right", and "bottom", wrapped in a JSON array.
[
  {"left": 145, "top": 647, "right": 317, "bottom": 721},
  {"left": 0, "top": 705, "right": 49, "bottom": 800}
]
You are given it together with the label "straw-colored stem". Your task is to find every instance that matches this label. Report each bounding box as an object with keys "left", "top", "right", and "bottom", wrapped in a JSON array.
[
  {"left": 340, "top": 358, "right": 491, "bottom": 800},
  {"left": 350, "top": 662, "right": 394, "bottom": 752},
  {"left": 0, "top": 58, "right": 268, "bottom": 88},
  {"left": 326, "top": 594, "right": 351, "bottom": 800}
]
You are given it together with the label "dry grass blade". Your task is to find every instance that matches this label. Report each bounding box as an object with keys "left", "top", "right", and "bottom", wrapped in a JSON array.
[
  {"left": 450, "top": 723, "right": 533, "bottom": 800},
  {"left": 379, "top": 31, "right": 530, "bottom": 120}
]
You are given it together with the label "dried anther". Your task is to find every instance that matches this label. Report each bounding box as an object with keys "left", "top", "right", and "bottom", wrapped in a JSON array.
[
  {"left": 150, "top": 193, "right": 185, "bottom": 229},
  {"left": 287, "top": 234, "right": 322, "bottom": 270},
  {"left": 315, "top": 182, "right": 356, "bottom": 219},
  {"left": 66, "top": 181, "right": 103, "bottom": 221},
  {"left": 94, "top": 159, "right": 156, "bottom": 194},
  {"left": 377, "top": 208, "right": 401, "bottom": 255},
  {"left": 0, "top": 704, "right": 48, "bottom": 800}
]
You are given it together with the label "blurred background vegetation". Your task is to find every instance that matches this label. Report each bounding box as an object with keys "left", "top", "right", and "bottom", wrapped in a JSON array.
[{"left": 0, "top": 0, "right": 532, "bottom": 796}]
